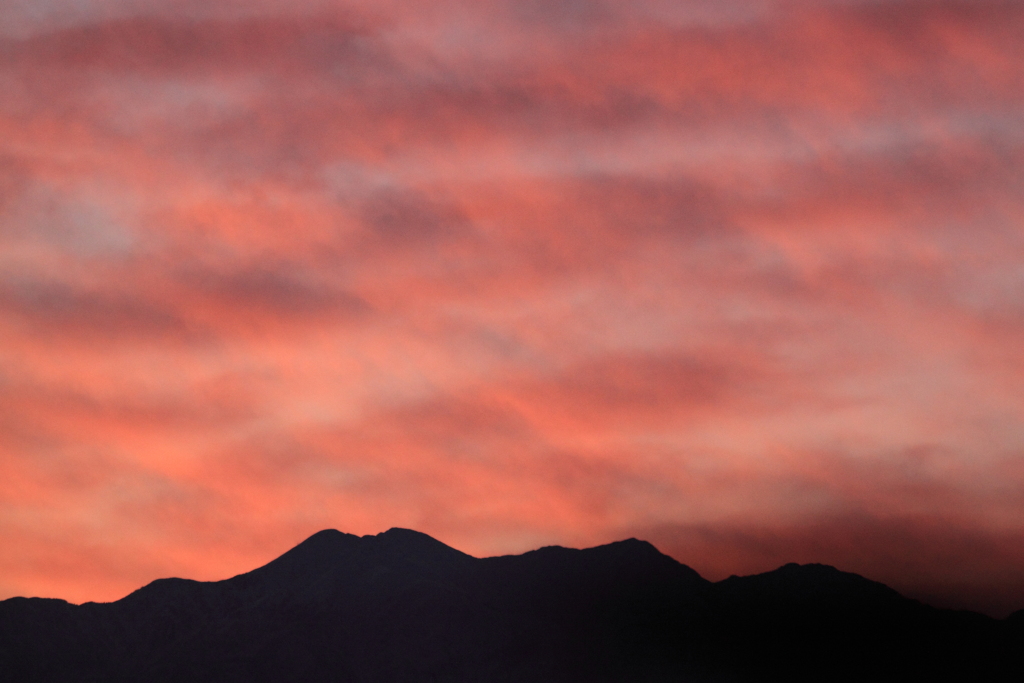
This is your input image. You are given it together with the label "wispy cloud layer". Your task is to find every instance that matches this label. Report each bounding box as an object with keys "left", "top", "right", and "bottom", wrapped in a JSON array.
[{"left": 1, "top": 0, "right": 1023, "bottom": 615}]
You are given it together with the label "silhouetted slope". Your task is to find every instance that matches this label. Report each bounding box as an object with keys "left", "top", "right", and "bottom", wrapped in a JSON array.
[
  {"left": 1, "top": 529, "right": 1020, "bottom": 682},
  {"left": 708, "top": 563, "right": 1016, "bottom": 681}
]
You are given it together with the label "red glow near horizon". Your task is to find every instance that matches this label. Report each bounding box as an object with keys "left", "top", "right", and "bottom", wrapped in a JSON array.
[{"left": 1, "top": 0, "right": 1024, "bottom": 617}]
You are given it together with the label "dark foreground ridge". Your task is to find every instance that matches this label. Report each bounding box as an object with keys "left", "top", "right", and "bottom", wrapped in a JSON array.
[{"left": 1, "top": 529, "right": 1021, "bottom": 682}]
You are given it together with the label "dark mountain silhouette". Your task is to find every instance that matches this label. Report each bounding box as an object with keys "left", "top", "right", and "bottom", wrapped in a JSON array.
[{"left": 1, "top": 529, "right": 1020, "bottom": 682}]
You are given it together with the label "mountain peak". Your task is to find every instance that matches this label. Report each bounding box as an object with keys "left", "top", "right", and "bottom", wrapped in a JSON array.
[
  {"left": 289, "top": 528, "right": 361, "bottom": 554},
  {"left": 714, "top": 560, "right": 904, "bottom": 607},
  {"left": 365, "top": 527, "right": 474, "bottom": 565},
  {"left": 371, "top": 527, "right": 442, "bottom": 542},
  {"left": 609, "top": 537, "right": 661, "bottom": 553},
  {"left": 241, "top": 528, "right": 361, "bottom": 583}
]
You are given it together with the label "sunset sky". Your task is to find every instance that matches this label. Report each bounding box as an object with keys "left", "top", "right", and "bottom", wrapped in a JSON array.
[{"left": 1, "top": 0, "right": 1023, "bottom": 617}]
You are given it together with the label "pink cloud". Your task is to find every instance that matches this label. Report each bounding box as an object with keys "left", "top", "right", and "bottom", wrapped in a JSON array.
[{"left": 1, "top": 0, "right": 1023, "bottom": 616}]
